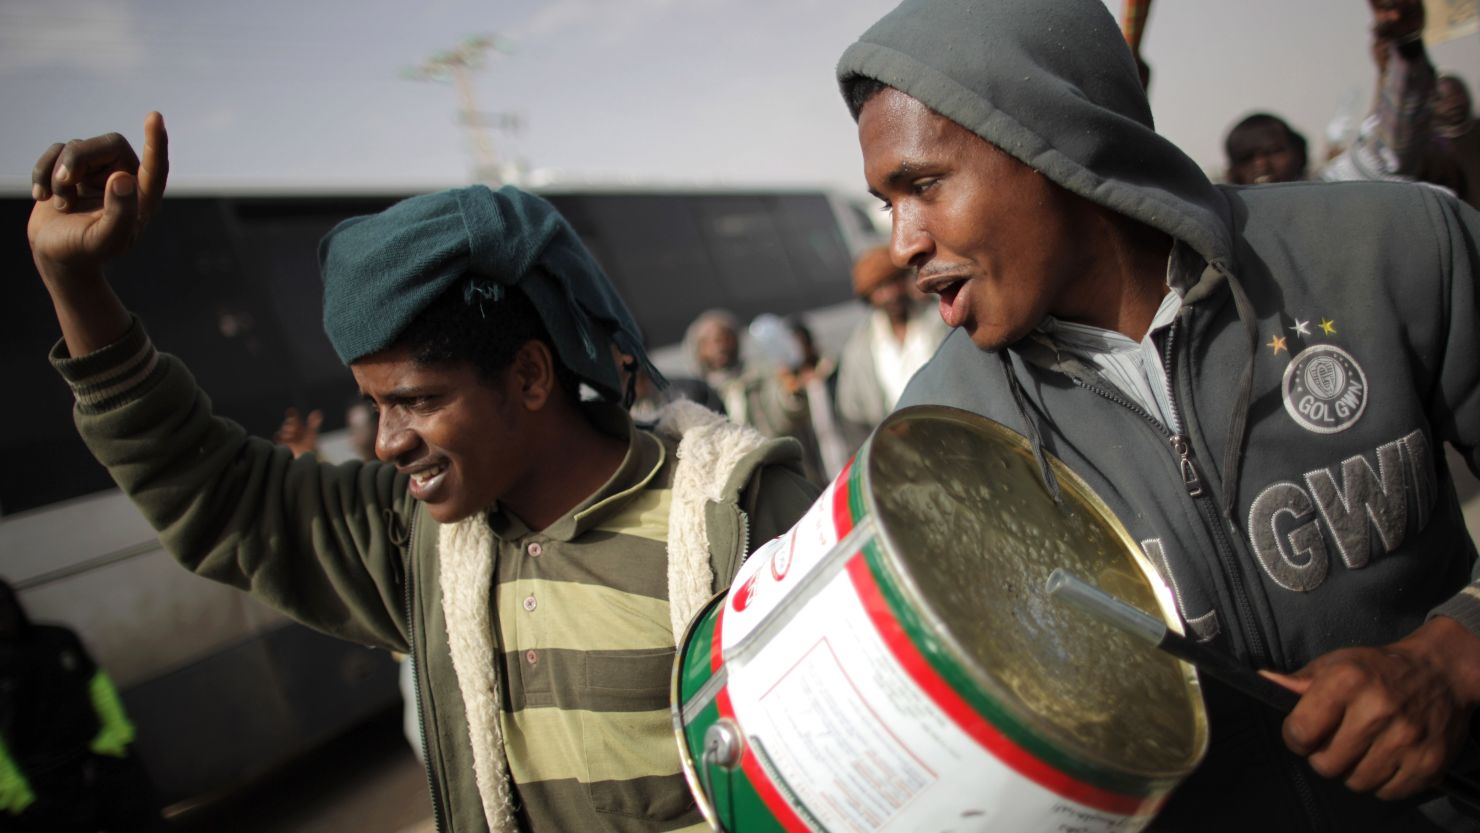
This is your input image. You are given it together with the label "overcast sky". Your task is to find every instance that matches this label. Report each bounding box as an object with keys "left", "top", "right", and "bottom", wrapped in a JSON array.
[{"left": 1, "top": 0, "right": 1477, "bottom": 200}]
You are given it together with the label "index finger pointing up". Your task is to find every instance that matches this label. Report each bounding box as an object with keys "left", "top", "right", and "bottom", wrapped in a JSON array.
[{"left": 138, "top": 111, "right": 169, "bottom": 221}]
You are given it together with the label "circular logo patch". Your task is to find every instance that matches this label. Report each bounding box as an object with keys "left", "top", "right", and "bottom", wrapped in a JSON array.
[{"left": 1282, "top": 345, "right": 1368, "bottom": 434}]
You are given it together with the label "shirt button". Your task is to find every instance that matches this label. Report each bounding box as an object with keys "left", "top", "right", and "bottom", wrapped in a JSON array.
[
  {"left": 523, "top": 595, "right": 537, "bottom": 612},
  {"left": 527, "top": 542, "right": 543, "bottom": 557},
  {"left": 525, "top": 649, "right": 538, "bottom": 665}
]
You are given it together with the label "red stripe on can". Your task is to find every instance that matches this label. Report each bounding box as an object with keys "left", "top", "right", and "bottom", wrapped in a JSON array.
[
  {"left": 714, "top": 686, "right": 813, "bottom": 833},
  {"left": 831, "top": 458, "right": 855, "bottom": 537},
  {"left": 845, "top": 556, "right": 1159, "bottom": 818}
]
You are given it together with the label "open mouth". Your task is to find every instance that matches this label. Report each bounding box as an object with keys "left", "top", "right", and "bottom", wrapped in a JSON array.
[
  {"left": 406, "top": 463, "right": 449, "bottom": 499},
  {"left": 935, "top": 278, "right": 968, "bottom": 328}
]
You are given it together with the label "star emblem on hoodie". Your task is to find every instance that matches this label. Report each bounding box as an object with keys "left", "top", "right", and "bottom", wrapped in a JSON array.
[
  {"left": 1319, "top": 318, "right": 1337, "bottom": 336},
  {"left": 1267, "top": 334, "right": 1288, "bottom": 355},
  {"left": 1291, "top": 319, "right": 1311, "bottom": 336}
]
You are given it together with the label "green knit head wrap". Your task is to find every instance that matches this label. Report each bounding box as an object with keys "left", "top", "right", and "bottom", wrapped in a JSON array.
[{"left": 319, "top": 185, "right": 663, "bottom": 402}]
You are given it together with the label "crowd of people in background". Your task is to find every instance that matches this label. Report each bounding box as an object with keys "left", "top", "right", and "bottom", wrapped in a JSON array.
[
  {"left": 1221, "top": 0, "right": 1477, "bottom": 210},
  {"left": 644, "top": 245, "right": 949, "bottom": 489}
]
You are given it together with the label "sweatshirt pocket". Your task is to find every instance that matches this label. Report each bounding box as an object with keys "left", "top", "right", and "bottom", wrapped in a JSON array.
[{"left": 582, "top": 648, "right": 693, "bottom": 824}]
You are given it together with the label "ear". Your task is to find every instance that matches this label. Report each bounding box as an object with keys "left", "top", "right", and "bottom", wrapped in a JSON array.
[{"left": 509, "top": 340, "right": 557, "bottom": 412}]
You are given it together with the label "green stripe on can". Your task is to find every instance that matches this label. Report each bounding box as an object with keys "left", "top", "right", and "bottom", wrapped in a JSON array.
[
  {"left": 680, "top": 694, "right": 790, "bottom": 831},
  {"left": 681, "top": 603, "right": 717, "bottom": 699},
  {"left": 678, "top": 603, "right": 791, "bottom": 833}
]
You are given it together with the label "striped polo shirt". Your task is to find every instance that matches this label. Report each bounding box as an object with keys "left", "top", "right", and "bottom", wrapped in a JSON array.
[{"left": 486, "top": 408, "right": 706, "bottom": 833}]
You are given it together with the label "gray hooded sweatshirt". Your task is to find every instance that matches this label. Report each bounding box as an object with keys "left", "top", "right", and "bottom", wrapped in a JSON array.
[{"left": 838, "top": 1, "right": 1480, "bottom": 831}]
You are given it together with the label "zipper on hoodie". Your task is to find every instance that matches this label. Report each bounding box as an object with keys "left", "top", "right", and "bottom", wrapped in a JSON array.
[
  {"left": 1165, "top": 315, "right": 1327, "bottom": 832},
  {"left": 1158, "top": 321, "right": 1269, "bottom": 663},
  {"left": 1164, "top": 317, "right": 1324, "bottom": 830},
  {"left": 1158, "top": 324, "right": 1204, "bottom": 499},
  {"left": 400, "top": 509, "right": 448, "bottom": 833},
  {"left": 1067, "top": 319, "right": 1274, "bottom": 663}
]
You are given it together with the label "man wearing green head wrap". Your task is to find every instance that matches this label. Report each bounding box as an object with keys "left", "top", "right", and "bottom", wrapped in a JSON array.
[{"left": 25, "top": 113, "right": 818, "bottom": 833}]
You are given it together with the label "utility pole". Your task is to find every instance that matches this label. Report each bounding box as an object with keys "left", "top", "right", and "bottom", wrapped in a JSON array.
[{"left": 405, "top": 34, "right": 522, "bottom": 185}]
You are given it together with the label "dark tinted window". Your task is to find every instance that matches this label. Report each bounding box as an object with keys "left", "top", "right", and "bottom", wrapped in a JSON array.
[
  {"left": 695, "top": 196, "right": 797, "bottom": 302},
  {"left": 2, "top": 196, "right": 376, "bottom": 515},
  {"left": 545, "top": 191, "right": 853, "bottom": 347}
]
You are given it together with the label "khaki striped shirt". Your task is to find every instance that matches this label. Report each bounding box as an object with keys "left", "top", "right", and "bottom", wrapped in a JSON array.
[{"left": 487, "top": 412, "right": 707, "bottom": 833}]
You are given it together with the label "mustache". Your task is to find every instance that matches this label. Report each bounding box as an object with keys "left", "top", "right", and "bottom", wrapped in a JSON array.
[{"left": 916, "top": 262, "right": 972, "bottom": 280}]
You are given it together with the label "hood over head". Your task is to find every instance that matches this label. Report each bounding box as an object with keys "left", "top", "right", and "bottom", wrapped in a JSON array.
[
  {"left": 838, "top": 0, "right": 1259, "bottom": 518},
  {"left": 836, "top": 0, "right": 1233, "bottom": 280}
]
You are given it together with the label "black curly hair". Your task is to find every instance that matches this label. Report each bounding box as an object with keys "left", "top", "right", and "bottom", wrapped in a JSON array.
[
  {"left": 392, "top": 283, "right": 582, "bottom": 401},
  {"left": 842, "top": 75, "right": 893, "bottom": 121}
]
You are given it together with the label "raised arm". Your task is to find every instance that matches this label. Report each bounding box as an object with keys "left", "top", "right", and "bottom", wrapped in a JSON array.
[
  {"left": 1366, "top": 0, "right": 1437, "bottom": 177},
  {"left": 27, "top": 115, "right": 414, "bottom": 652}
]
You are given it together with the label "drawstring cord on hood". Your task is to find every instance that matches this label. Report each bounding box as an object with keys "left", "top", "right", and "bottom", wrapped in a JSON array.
[
  {"left": 1000, "top": 351, "right": 1062, "bottom": 504},
  {"left": 1214, "top": 263, "right": 1259, "bottom": 521}
]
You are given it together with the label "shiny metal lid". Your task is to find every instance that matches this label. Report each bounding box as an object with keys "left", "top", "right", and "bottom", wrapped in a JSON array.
[{"left": 863, "top": 406, "right": 1208, "bottom": 779}]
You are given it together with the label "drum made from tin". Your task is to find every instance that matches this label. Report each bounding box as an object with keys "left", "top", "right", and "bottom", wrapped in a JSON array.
[{"left": 672, "top": 406, "right": 1208, "bottom": 833}]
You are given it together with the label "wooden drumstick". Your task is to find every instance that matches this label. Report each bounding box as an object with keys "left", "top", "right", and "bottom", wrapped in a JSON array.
[{"left": 1045, "top": 568, "right": 1480, "bottom": 813}]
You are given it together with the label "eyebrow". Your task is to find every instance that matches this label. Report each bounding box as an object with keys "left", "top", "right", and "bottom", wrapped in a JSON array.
[
  {"left": 869, "top": 161, "right": 926, "bottom": 200},
  {"left": 372, "top": 386, "right": 441, "bottom": 405}
]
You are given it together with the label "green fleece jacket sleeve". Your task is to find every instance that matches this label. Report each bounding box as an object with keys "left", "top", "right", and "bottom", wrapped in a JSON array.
[{"left": 51, "top": 318, "right": 412, "bottom": 652}]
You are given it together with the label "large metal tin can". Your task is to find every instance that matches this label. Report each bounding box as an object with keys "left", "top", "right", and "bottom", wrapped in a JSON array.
[{"left": 673, "top": 406, "right": 1208, "bottom": 833}]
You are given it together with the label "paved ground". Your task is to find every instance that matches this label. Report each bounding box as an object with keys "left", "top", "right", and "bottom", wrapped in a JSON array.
[{"left": 166, "top": 709, "right": 433, "bottom": 833}]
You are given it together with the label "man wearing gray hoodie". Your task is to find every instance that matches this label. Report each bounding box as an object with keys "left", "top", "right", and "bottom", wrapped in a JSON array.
[{"left": 836, "top": 1, "right": 1480, "bottom": 830}]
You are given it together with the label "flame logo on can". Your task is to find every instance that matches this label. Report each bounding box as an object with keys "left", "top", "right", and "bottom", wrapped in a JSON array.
[{"left": 732, "top": 572, "right": 760, "bottom": 612}]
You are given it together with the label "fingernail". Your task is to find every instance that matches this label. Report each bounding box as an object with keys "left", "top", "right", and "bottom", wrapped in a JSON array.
[
  {"left": 55, "top": 164, "right": 70, "bottom": 183},
  {"left": 31, "top": 184, "right": 43, "bottom": 201},
  {"left": 113, "top": 177, "right": 135, "bottom": 196}
]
